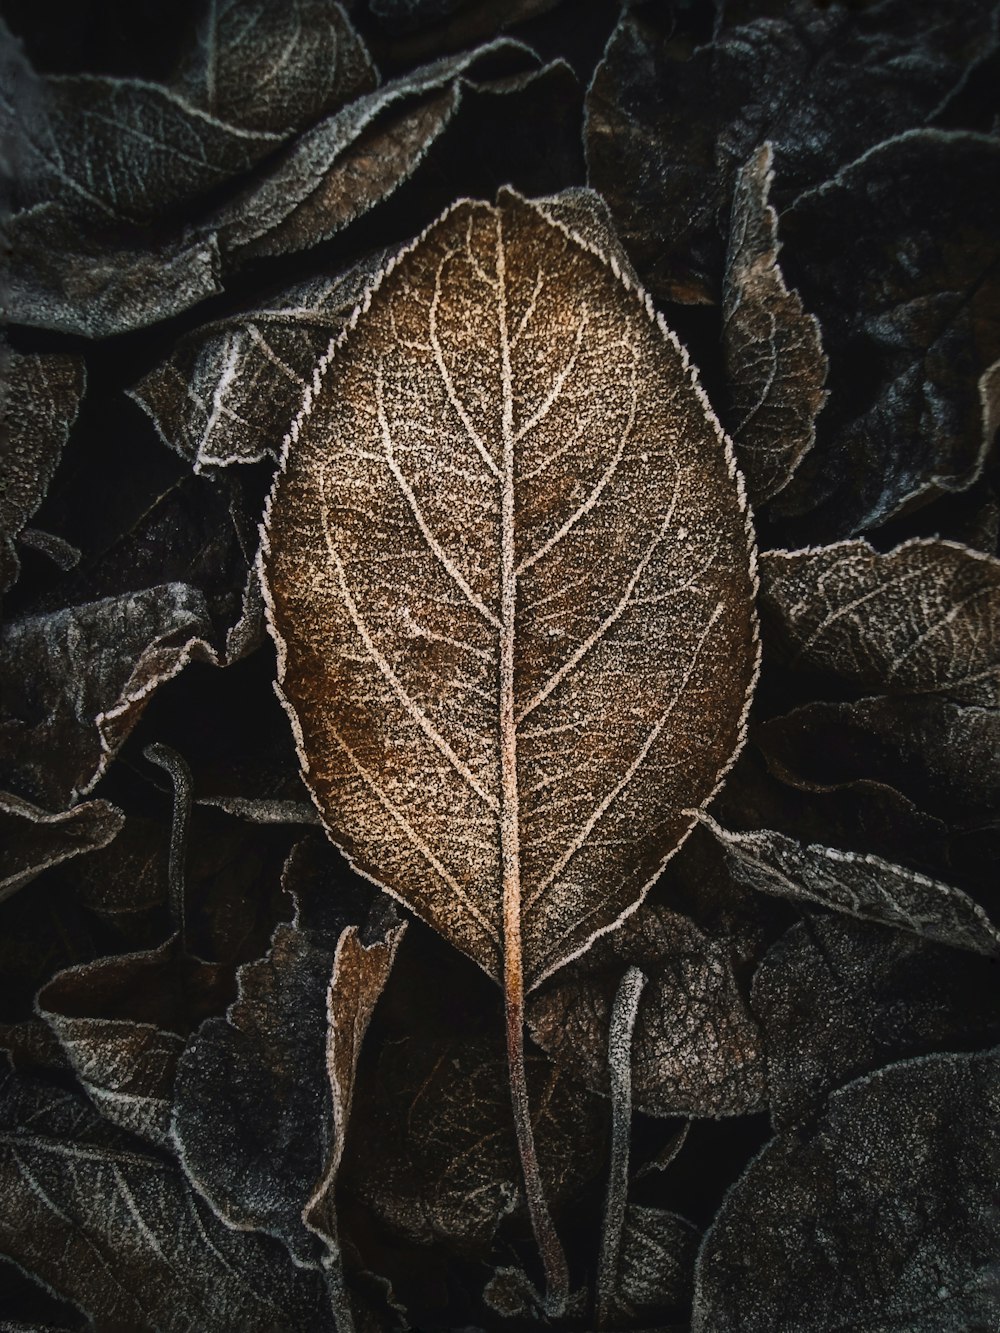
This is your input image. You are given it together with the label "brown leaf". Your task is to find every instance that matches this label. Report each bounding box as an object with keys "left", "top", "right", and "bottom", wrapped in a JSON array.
[
  {"left": 261, "top": 187, "right": 758, "bottom": 991},
  {"left": 0, "top": 790, "right": 123, "bottom": 903},
  {"left": 698, "top": 813, "right": 1000, "bottom": 957},
  {"left": 527, "top": 906, "right": 767, "bottom": 1118},
  {"left": 722, "top": 145, "right": 827, "bottom": 507},
  {"left": 759, "top": 538, "right": 1000, "bottom": 706},
  {"left": 0, "top": 345, "right": 85, "bottom": 592}
]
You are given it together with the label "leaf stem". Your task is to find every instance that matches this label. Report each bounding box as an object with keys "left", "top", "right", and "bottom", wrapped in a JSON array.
[
  {"left": 596, "top": 965, "right": 647, "bottom": 1329},
  {"left": 144, "top": 742, "right": 192, "bottom": 952}
]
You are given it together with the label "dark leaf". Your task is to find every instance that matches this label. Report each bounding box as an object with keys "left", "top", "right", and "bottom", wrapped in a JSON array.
[
  {"left": 0, "top": 346, "right": 85, "bottom": 593},
  {"left": 0, "top": 1064, "right": 332, "bottom": 1331},
  {"left": 699, "top": 812, "right": 1000, "bottom": 957},
  {"left": 775, "top": 130, "right": 1000, "bottom": 536},
  {"left": 128, "top": 251, "right": 393, "bottom": 471},
  {"left": 753, "top": 914, "right": 1000, "bottom": 1128},
  {"left": 585, "top": 0, "right": 1000, "bottom": 302},
  {"left": 692, "top": 1049, "right": 1000, "bottom": 1332},
  {"left": 173, "top": 0, "right": 376, "bottom": 134},
  {"left": 617, "top": 1205, "right": 698, "bottom": 1318},
  {"left": 528, "top": 906, "right": 766, "bottom": 1118},
  {"left": 0, "top": 790, "right": 123, "bottom": 904},
  {"left": 0, "top": 584, "right": 216, "bottom": 808},
  {"left": 757, "top": 694, "right": 1000, "bottom": 826},
  {"left": 37, "top": 936, "right": 232, "bottom": 1149},
  {"left": 759, "top": 538, "right": 1000, "bottom": 706},
  {"left": 722, "top": 144, "right": 827, "bottom": 506}
]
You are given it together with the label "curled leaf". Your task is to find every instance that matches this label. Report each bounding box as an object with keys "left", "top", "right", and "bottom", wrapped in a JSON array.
[
  {"left": 262, "top": 186, "right": 758, "bottom": 990},
  {"left": 759, "top": 539, "right": 1000, "bottom": 706},
  {"left": 0, "top": 790, "right": 123, "bottom": 903}
]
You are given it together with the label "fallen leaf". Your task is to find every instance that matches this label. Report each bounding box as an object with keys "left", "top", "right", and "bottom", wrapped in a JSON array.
[
  {"left": 173, "top": 0, "right": 376, "bottom": 134},
  {"left": 0, "top": 345, "right": 85, "bottom": 592},
  {"left": 585, "top": 1, "right": 1000, "bottom": 302},
  {"left": 722, "top": 144, "right": 827, "bottom": 506},
  {"left": 692, "top": 1049, "right": 1000, "bottom": 1332},
  {"left": 527, "top": 906, "right": 766, "bottom": 1118},
  {"left": 759, "top": 538, "right": 1000, "bottom": 706},
  {"left": 757, "top": 695, "right": 1000, "bottom": 826},
  {"left": 616, "top": 1205, "right": 698, "bottom": 1320},
  {"left": 0, "top": 790, "right": 123, "bottom": 903},
  {"left": 129, "top": 252, "right": 393, "bottom": 472},
  {"left": 699, "top": 812, "right": 1000, "bottom": 957},
  {"left": 774, "top": 130, "right": 1000, "bottom": 536},
  {"left": 0, "top": 1064, "right": 332, "bottom": 1330},
  {"left": 753, "top": 914, "right": 1000, "bottom": 1129},
  {"left": 261, "top": 186, "right": 758, "bottom": 991},
  {"left": 0, "top": 583, "right": 216, "bottom": 808}
]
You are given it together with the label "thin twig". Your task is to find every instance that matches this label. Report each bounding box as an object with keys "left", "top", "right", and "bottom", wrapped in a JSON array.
[{"left": 144, "top": 742, "right": 192, "bottom": 951}]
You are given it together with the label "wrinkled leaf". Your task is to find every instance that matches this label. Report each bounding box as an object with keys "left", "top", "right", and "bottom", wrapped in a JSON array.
[
  {"left": 0, "top": 790, "right": 123, "bottom": 903},
  {"left": 616, "top": 1205, "right": 698, "bottom": 1319},
  {"left": 699, "top": 813, "right": 1000, "bottom": 956},
  {"left": 775, "top": 130, "right": 1000, "bottom": 536},
  {"left": 722, "top": 144, "right": 826, "bottom": 506},
  {"left": 585, "top": 0, "right": 1000, "bottom": 302},
  {"left": 129, "top": 252, "right": 392, "bottom": 471},
  {"left": 759, "top": 539, "right": 1000, "bottom": 706},
  {"left": 0, "top": 346, "right": 85, "bottom": 592},
  {"left": 174, "top": 839, "right": 401, "bottom": 1269},
  {"left": 753, "top": 915, "right": 1000, "bottom": 1128},
  {"left": 0, "top": 584, "right": 216, "bottom": 808},
  {"left": 757, "top": 695, "right": 1000, "bottom": 825},
  {"left": 692, "top": 1049, "right": 1000, "bottom": 1332},
  {"left": 528, "top": 906, "right": 766, "bottom": 1118},
  {"left": 0, "top": 1065, "right": 331, "bottom": 1330},
  {"left": 37, "top": 937, "right": 232, "bottom": 1149},
  {"left": 262, "top": 187, "right": 758, "bottom": 990},
  {"left": 174, "top": 0, "right": 376, "bottom": 134}
]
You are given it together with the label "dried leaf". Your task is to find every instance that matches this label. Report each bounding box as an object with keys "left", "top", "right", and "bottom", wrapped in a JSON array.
[
  {"left": 174, "top": 0, "right": 376, "bottom": 134},
  {"left": 616, "top": 1205, "right": 698, "bottom": 1319},
  {"left": 585, "top": 1, "right": 1000, "bottom": 302},
  {"left": 759, "top": 539, "right": 1000, "bottom": 706},
  {"left": 0, "top": 1065, "right": 332, "bottom": 1330},
  {"left": 699, "top": 813, "right": 1000, "bottom": 957},
  {"left": 775, "top": 130, "right": 1000, "bottom": 536},
  {"left": 37, "top": 937, "right": 232, "bottom": 1149},
  {"left": 757, "top": 695, "right": 1000, "bottom": 826},
  {"left": 0, "top": 790, "right": 123, "bottom": 903},
  {"left": 692, "top": 1050, "right": 1000, "bottom": 1332},
  {"left": 753, "top": 915, "right": 1000, "bottom": 1129},
  {"left": 722, "top": 145, "right": 827, "bottom": 506},
  {"left": 528, "top": 906, "right": 766, "bottom": 1118},
  {"left": 208, "top": 39, "right": 542, "bottom": 266},
  {"left": 0, "top": 584, "right": 217, "bottom": 808},
  {"left": 173, "top": 838, "right": 401, "bottom": 1269},
  {"left": 261, "top": 187, "right": 758, "bottom": 991},
  {"left": 0, "top": 346, "right": 85, "bottom": 592},
  {"left": 129, "top": 253, "right": 393, "bottom": 472}
]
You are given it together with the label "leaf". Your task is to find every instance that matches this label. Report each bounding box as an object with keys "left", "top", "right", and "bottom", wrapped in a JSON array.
[
  {"left": 722, "top": 145, "right": 827, "bottom": 507},
  {"left": 691, "top": 1049, "right": 1000, "bottom": 1332},
  {"left": 774, "top": 130, "right": 1000, "bottom": 536},
  {"left": 173, "top": 0, "right": 376, "bottom": 134},
  {"left": 616, "top": 1205, "right": 698, "bottom": 1319},
  {"left": 585, "top": 1, "right": 1000, "bottom": 302},
  {"left": 698, "top": 813, "right": 1000, "bottom": 957},
  {"left": 0, "top": 584, "right": 217, "bottom": 808},
  {"left": 753, "top": 915, "right": 1000, "bottom": 1129},
  {"left": 757, "top": 695, "right": 1000, "bottom": 825},
  {"left": 0, "top": 346, "right": 85, "bottom": 592},
  {"left": 0, "top": 1065, "right": 332, "bottom": 1331},
  {"left": 527, "top": 906, "right": 767, "bottom": 1118},
  {"left": 37, "top": 937, "right": 233, "bottom": 1149},
  {"left": 128, "top": 252, "right": 393, "bottom": 472},
  {"left": 759, "top": 539, "right": 1000, "bottom": 707},
  {"left": 206, "top": 39, "right": 547, "bottom": 266},
  {"left": 0, "top": 790, "right": 124, "bottom": 903},
  {"left": 173, "top": 837, "right": 403, "bottom": 1269},
  {"left": 261, "top": 186, "right": 758, "bottom": 991}
]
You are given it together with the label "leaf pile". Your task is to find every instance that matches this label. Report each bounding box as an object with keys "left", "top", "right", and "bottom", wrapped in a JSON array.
[{"left": 2, "top": 1, "right": 999, "bottom": 1330}]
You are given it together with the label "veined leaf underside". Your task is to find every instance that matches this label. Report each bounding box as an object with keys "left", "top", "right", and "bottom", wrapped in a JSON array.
[{"left": 262, "top": 190, "right": 758, "bottom": 992}]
